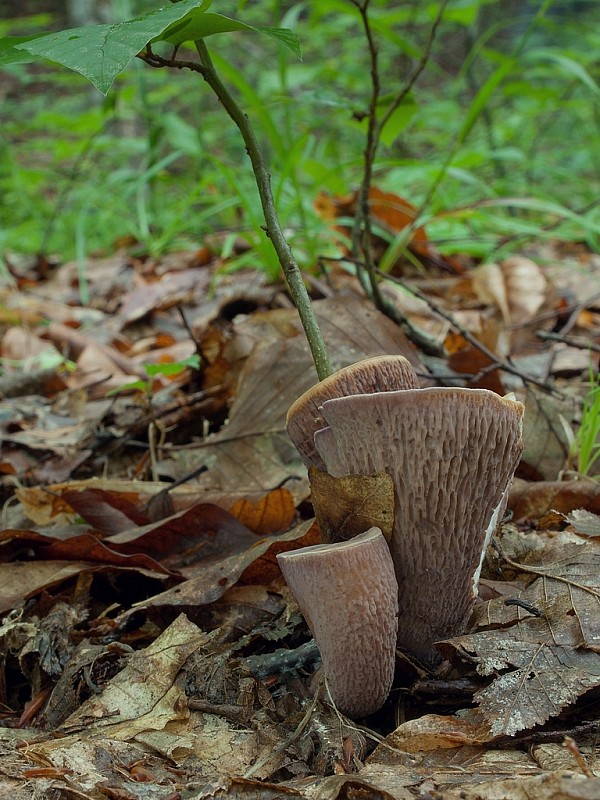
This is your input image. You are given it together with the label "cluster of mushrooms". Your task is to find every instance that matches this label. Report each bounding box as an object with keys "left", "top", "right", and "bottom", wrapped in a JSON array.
[{"left": 277, "top": 356, "right": 524, "bottom": 718}]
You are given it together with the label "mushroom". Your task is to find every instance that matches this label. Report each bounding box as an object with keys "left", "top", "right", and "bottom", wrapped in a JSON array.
[
  {"left": 286, "top": 355, "right": 420, "bottom": 471},
  {"left": 277, "top": 526, "right": 398, "bottom": 718},
  {"left": 315, "top": 387, "right": 524, "bottom": 663}
]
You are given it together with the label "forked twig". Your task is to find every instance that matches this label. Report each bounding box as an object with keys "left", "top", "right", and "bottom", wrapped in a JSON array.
[
  {"left": 379, "top": 270, "right": 562, "bottom": 394},
  {"left": 348, "top": 0, "right": 449, "bottom": 312}
]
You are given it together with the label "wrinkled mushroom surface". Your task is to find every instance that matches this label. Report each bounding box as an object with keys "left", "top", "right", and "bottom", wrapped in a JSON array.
[
  {"left": 277, "top": 526, "right": 398, "bottom": 718},
  {"left": 315, "top": 387, "right": 524, "bottom": 663},
  {"left": 286, "top": 355, "right": 419, "bottom": 471}
]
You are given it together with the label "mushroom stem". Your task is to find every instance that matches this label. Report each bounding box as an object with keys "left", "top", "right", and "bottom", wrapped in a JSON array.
[{"left": 277, "top": 527, "right": 398, "bottom": 718}]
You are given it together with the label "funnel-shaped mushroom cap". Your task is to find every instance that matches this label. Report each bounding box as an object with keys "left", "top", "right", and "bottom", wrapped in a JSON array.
[
  {"left": 286, "top": 355, "right": 419, "bottom": 471},
  {"left": 315, "top": 388, "right": 524, "bottom": 663},
  {"left": 277, "top": 527, "right": 398, "bottom": 718}
]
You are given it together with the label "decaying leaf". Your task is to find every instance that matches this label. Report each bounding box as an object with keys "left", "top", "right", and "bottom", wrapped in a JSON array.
[
  {"left": 169, "top": 296, "right": 426, "bottom": 504},
  {"left": 567, "top": 508, "right": 600, "bottom": 537},
  {"left": 509, "top": 477, "right": 600, "bottom": 524},
  {"left": 519, "top": 387, "right": 575, "bottom": 480},
  {"left": 446, "top": 540, "right": 600, "bottom": 736},
  {"left": 230, "top": 487, "right": 296, "bottom": 534},
  {"left": 309, "top": 469, "right": 395, "bottom": 543},
  {"left": 135, "top": 518, "right": 317, "bottom": 612},
  {"left": 58, "top": 613, "right": 206, "bottom": 734},
  {"left": 472, "top": 257, "right": 548, "bottom": 326},
  {"left": 314, "top": 187, "right": 463, "bottom": 274}
]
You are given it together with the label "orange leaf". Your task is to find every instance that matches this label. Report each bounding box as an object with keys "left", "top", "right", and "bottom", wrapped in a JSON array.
[
  {"left": 367, "top": 186, "right": 429, "bottom": 245},
  {"left": 231, "top": 488, "right": 295, "bottom": 535}
]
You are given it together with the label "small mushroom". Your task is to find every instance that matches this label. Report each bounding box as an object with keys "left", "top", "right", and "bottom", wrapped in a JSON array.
[
  {"left": 315, "top": 387, "right": 524, "bottom": 663},
  {"left": 286, "top": 355, "right": 420, "bottom": 471},
  {"left": 277, "top": 526, "right": 398, "bottom": 717}
]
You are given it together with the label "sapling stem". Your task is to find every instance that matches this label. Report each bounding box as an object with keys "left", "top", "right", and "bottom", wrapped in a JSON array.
[{"left": 193, "top": 40, "right": 332, "bottom": 381}]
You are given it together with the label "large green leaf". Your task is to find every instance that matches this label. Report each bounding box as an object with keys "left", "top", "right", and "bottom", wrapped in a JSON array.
[
  {"left": 14, "top": 0, "right": 211, "bottom": 93},
  {"left": 11, "top": 0, "right": 299, "bottom": 95}
]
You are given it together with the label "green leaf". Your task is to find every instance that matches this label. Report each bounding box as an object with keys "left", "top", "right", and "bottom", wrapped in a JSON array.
[
  {"left": 257, "top": 26, "right": 301, "bottom": 57},
  {"left": 527, "top": 49, "right": 600, "bottom": 96},
  {"left": 15, "top": 0, "right": 212, "bottom": 94},
  {"left": 0, "top": 35, "right": 45, "bottom": 65},
  {"left": 144, "top": 354, "right": 200, "bottom": 377},
  {"left": 380, "top": 95, "right": 418, "bottom": 147},
  {"left": 107, "top": 379, "right": 148, "bottom": 396},
  {"left": 13, "top": 0, "right": 299, "bottom": 94},
  {"left": 158, "top": 13, "right": 300, "bottom": 58}
]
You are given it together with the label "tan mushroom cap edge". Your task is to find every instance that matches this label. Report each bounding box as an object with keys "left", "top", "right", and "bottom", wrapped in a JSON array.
[{"left": 286, "top": 355, "right": 420, "bottom": 471}]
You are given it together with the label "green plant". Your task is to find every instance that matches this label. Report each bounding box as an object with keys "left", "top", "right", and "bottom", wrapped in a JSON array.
[
  {"left": 573, "top": 366, "right": 600, "bottom": 477},
  {"left": 109, "top": 354, "right": 201, "bottom": 397},
  {"left": 4, "top": 1, "right": 600, "bottom": 330}
]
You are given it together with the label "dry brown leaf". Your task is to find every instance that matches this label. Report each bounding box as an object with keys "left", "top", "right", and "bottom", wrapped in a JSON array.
[
  {"left": 376, "top": 713, "right": 493, "bottom": 754},
  {"left": 1, "top": 326, "right": 58, "bottom": 366},
  {"left": 169, "top": 296, "right": 426, "bottom": 504},
  {"left": 0, "top": 561, "right": 168, "bottom": 615},
  {"left": 446, "top": 540, "right": 600, "bottom": 736},
  {"left": 231, "top": 488, "right": 296, "bottom": 534},
  {"left": 67, "top": 342, "right": 131, "bottom": 396},
  {"left": 509, "top": 477, "right": 600, "bottom": 524},
  {"left": 362, "top": 711, "right": 543, "bottom": 796},
  {"left": 309, "top": 469, "right": 395, "bottom": 543},
  {"left": 314, "top": 187, "right": 463, "bottom": 274},
  {"left": 117, "top": 267, "right": 212, "bottom": 324},
  {"left": 472, "top": 262, "right": 511, "bottom": 322},
  {"left": 502, "top": 256, "right": 549, "bottom": 325},
  {"left": 15, "top": 478, "right": 253, "bottom": 525},
  {"left": 472, "top": 257, "right": 548, "bottom": 326},
  {"left": 0, "top": 528, "right": 174, "bottom": 575},
  {"left": 567, "top": 509, "right": 600, "bottom": 537},
  {"left": 447, "top": 770, "right": 600, "bottom": 799},
  {"left": 519, "top": 387, "right": 575, "bottom": 480},
  {"left": 445, "top": 322, "right": 509, "bottom": 393},
  {"left": 56, "top": 613, "right": 205, "bottom": 734},
  {"left": 135, "top": 518, "right": 316, "bottom": 612}
]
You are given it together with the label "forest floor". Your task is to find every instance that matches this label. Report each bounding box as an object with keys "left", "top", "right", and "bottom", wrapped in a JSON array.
[{"left": 1, "top": 205, "right": 600, "bottom": 799}]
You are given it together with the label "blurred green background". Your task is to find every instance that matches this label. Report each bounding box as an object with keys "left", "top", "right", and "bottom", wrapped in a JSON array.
[{"left": 2, "top": 0, "right": 600, "bottom": 274}]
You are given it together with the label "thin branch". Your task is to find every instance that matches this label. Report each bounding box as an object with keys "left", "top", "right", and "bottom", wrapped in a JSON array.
[
  {"left": 349, "top": 0, "right": 385, "bottom": 313},
  {"left": 348, "top": 0, "right": 449, "bottom": 312},
  {"left": 378, "top": 269, "right": 562, "bottom": 394},
  {"left": 138, "top": 45, "right": 332, "bottom": 381},
  {"left": 537, "top": 331, "right": 600, "bottom": 355},
  {"left": 379, "top": 0, "right": 450, "bottom": 132},
  {"left": 319, "top": 253, "right": 444, "bottom": 356}
]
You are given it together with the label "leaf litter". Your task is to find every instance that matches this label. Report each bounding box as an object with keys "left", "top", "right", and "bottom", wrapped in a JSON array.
[{"left": 0, "top": 221, "right": 600, "bottom": 798}]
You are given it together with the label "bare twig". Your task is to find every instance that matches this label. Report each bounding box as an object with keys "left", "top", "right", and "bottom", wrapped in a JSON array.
[
  {"left": 349, "top": 0, "right": 385, "bottom": 311},
  {"left": 317, "top": 253, "right": 444, "bottom": 356},
  {"left": 498, "top": 719, "right": 600, "bottom": 748},
  {"left": 378, "top": 269, "right": 561, "bottom": 394},
  {"left": 348, "top": 0, "right": 449, "bottom": 309},
  {"left": 537, "top": 330, "right": 600, "bottom": 354}
]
